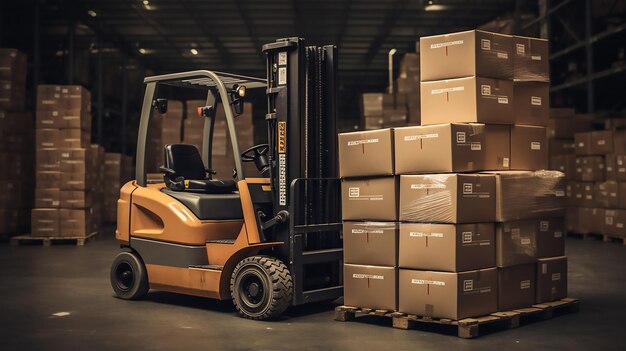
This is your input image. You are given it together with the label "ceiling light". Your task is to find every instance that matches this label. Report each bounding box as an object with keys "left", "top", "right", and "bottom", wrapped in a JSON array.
[
  {"left": 425, "top": 4, "right": 449, "bottom": 11},
  {"left": 87, "top": 10, "right": 97, "bottom": 17},
  {"left": 139, "top": 48, "right": 147, "bottom": 54},
  {"left": 190, "top": 48, "right": 199, "bottom": 55},
  {"left": 142, "top": 0, "right": 149, "bottom": 5}
]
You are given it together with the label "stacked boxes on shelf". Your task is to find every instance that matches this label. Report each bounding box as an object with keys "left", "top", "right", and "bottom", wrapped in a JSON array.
[
  {"left": 339, "top": 29, "right": 568, "bottom": 320},
  {"left": 0, "top": 49, "right": 32, "bottom": 236},
  {"left": 146, "top": 100, "right": 183, "bottom": 173},
  {"left": 33, "top": 85, "right": 96, "bottom": 238},
  {"left": 565, "top": 121, "right": 626, "bottom": 237}
]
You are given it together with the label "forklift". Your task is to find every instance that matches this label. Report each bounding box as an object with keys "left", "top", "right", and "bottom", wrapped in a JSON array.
[{"left": 110, "top": 38, "right": 343, "bottom": 320}]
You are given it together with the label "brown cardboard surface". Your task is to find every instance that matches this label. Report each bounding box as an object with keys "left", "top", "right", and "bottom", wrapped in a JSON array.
[
  {"left": 571, "top": 182, "right": 595, "bottom": 208},
  {"left": 489, "top": 171, "right": 566, "bottom": 222},
  {"left": 341, "top": 177, "right": 397, "bottom": 221},
  {"left": 59, "top": 129, "right": 90, "bottom": 149},
  {"left": 548, "top": 139, "right": 575, "bottom": 156},
  {"left": 60, "top": 190, "right": 92, "bottom": 209},
  {"left": 36, "top": 148, "right": 60, "bottom": 172},
  {"left": 547, "top": 115, "right": 593, "bottom": 139},
  {"left": 604, "top": 209, "right": 626, "bottom": 236},
  {"left": 606, "top": 154, "right": 617, "bottom": 180},
  {"left": 549, "top": 154, "right": 576, "bottom": 180},
  {"left": 537, "top": 218, "right": 565, "bottom": 258},
  {"left": 60, "top": 171, "right": 91, "bottom": 191},
  {"left": 594, "top": 181, "right": 619, "bottom": 208},
  {"left": 398, "top": 268, "right": 498, "bottom": 320},
  {"left": 513, "top": 81, "right": 549, "bottom": 126},
  {"left": 420, "top": 30, "right": 513, "bottom": 81},
  {"left": 36, "top": 171, "right": 61, "bottom": 189},
  {"left": 614, "top": 129, "right": 626, "bottom": 155},
  {"left": 591, "top": 130, "right": 614, "bottom": 155},
  {"left": 510, "top": 125, "right": 548, "bottom": 170},
  {"left": 512, "top": 36, "right": 549, "bottom": 81},
  {"left": 617, "top": 155, "right": 626, "bottom": 181},
  {"left": 398, "top": 223, "right": 495, "bottom": 272},
  {"left": 574, "top": 156, "right": 605, "bottom": 182},
  {"left": 338, "top": 129, "right": 394, "bottom": 178},
  {"left": 574, "top": 132, "right": 593, "bottom": 155},
  {"left": 31, "top": 208, "right": 60, "bottom": 237},
  {"left": 35, "top": 188, "right": 60, "bottom": 208},
  {"left": 342, "top": 222, "right": 398, "bottom": 266},
  {"left": 498, "top": 264, "right": 536, "bottom": 311},
  {"left": 536, "top": 256, "right": 567, "bottom": 303},
  {"left": 496, "top": 220, "right": 538, "bottom": 267},
  {"left": 35, "top": 129, "right": 62, "bottom": 148},
  {"left": 399, "top": 174, "right": 496, "bottom": 223},
  {"left": 59, "top": 209, "right": 91, "bottom": 237},
  {"left": 344, "top": 264, "right": 397, "bottom": 311},
  {"left": 59, "top": 148, "right": 88, "bottom": 173},
  {"left": 420, "top": 77, "right": 514, "bottom": 126}
]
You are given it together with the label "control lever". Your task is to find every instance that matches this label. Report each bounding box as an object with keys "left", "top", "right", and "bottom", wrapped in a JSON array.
[{"left": 261, "top": 210, "right": 289, "bottom": 230}]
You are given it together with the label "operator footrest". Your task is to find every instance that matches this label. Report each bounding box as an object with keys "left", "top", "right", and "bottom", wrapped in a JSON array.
[
  {"left": 205, "top": 239, "right": 236, "bottom": 244},
  {"left": 189, "top": 264, "right": 224, "bottom": 271}
]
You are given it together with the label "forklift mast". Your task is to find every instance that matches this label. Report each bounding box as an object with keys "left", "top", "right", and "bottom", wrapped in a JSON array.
[{"left": 262, "top": 38, "right": 343, "bottom": 305}]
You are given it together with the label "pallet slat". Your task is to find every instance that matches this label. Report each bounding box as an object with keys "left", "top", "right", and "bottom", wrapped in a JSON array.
[
  {"left": 334, "top": 297, "right": 580, "bottom": 338},
  {"left": 10, "top": 232, "right": 98, "bottom": 247}
]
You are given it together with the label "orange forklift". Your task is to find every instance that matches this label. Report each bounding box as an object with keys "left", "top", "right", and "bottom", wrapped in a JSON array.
[{"left": 110, "top": 38, "right": 343, "bottom": 320}]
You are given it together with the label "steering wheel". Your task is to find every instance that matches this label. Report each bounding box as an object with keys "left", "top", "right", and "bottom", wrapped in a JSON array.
[{"left": 241, "top": 144, "right": 269, "bottom": 162}]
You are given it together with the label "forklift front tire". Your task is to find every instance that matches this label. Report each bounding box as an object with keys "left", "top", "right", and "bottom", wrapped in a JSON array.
[
  {"left": 110, "top": 251, "right": 149, "bottom": 300},
  {"left": 230, "top": 256, "right": 293, "bottom": 320}
]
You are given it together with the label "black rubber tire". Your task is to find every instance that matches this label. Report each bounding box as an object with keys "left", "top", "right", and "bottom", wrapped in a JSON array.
[
  {"left": 230, "top": 255, "right": 293, "bottom": 320},
  {"left": 110, "top": 251, "right": 149, "bottom": 300}
]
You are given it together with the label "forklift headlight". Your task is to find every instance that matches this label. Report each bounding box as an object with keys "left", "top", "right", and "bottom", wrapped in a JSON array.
[{"left": 234, "top": 84, "right": 246, "bottom": 97}]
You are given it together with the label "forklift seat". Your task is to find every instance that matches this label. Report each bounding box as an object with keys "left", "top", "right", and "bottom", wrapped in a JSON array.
[{"left": 162, "top": 144, "right": 237, "bottom": 194}]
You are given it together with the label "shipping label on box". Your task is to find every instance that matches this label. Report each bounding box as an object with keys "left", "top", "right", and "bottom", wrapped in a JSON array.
[
  {"left": 341, "top": 177, "right": 397, "bottom": 221},
  {"left": 338, "top": 128, "right": 394, "bottom": 178}
]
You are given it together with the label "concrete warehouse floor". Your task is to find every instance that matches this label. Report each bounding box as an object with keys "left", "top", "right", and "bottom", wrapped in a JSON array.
[{"left": 0, "top": 230, "right": 624, "bottom": 351}]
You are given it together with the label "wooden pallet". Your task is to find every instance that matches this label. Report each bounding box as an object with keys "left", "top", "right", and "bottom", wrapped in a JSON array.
[
  {"left": 334, "top": 298, "right": 580, "bottom": 339},
  {"left": 10, "top": 232, "right": 98, "bottom": 247}
]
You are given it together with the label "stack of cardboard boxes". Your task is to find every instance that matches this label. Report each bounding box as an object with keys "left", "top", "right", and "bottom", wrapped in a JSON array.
[
  {"left": 563, "top": 120, "right": 626, "bottom": 236},
  {"left": 32, "top": 85, "right": 97, "bottom": 238},
  {"left": 0, "top": 49, "right": 32, "bottom": 236},
  {"left": 103, "top": 153, "right": 133, "bottom": 223},
  {"left": 146, "top": 100, "right": 184, "bottom": 173},
  {"left": 339, "top": 29, "right": 568, "bottom": 320},
  {"left": 360, "top": 52, "right": 421, "bottom": 130}
]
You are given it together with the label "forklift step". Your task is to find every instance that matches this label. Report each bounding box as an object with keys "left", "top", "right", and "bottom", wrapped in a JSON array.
[
  {"left": 188, "top": 264, "right": 224, "bottom": 271},
  {"left": 205, "top": 239, "right": 236, "bottom": 244}
]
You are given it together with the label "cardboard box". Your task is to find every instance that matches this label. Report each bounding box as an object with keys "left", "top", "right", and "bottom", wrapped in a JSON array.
[
  {"left": 574, "top": 156, "right": 605, "bottom": 182},
  {"left": 60, "top": 190, "right": 92, "bottom": 209},
  {"left": 549, "top": 108, "right": 575, "bottom": 119},
  {"left": 59, "top": 209, "right": 91, "bottom": 237},
  {"left": 571, "top": 182, "right": 595, "bottom": 208},
  {"left": 399, "top": 174, "right": 495, "bottom": 223},
  {"left": 420, "top": 77, "right": 514, "bottom": 126},
  {"left": 510, "top": 125, "right": 548, "bottom": 170},
  {"left": 489, "top": 171, "right": 566, "bottom": 222},
  {"left": 547, "top": 115, "right": 593, "bottom": 139},
  {"left": 341, "top": 177, "right": 397, "bottom": 221},
  {"left": 498, "top": 264, "right": 536, "bottom": 310},
  {"left": 420, "top": 30, "right": 513, "bottom": 81},
  {"left": 537, "top": 218, "right": 565, "bottom": 258},
  {"left": 36, "top": 148, "right": 60, "bottom": 172},
  {"left": 548, "top": 139, "right": 575, "bottom": 156},
  {"left": 549, "top": 154, "right": 576, "bottom": 180},
  {"left": 35, "top": 129, "right": 62, "bottom": 148},
  {"left": 399, "top": 223, "right": 495, "bottom": 272},
  {"left": 591, "top": 130, "right": 614, "bottom": 155},
  {"left": 31, "top": 208, "right": 60, "bottom": 237},
  {"left": 0, "top": 80, "right": 25, "bottom": 110},
  {"left": 344, "top": 264, "right": 397, "bottom": 311},
  {"left": 512, "top": 35, "right": 549, "bottom": 81},
  {"left": 614, "top": 129, "right": 626, "bottom": 154},
  {"left": 394, "top": 123, "right": 509, "bottom": 174},
  {"left": 60, "top": 148, "right": 88, "bottom": 173},
  {"left": 60, "top": 171, "right": 91, "bottom": 191},
  {"left": 59, "top": 129, "right": 90, "bottom": 149},
  {"left": 513, "top": 81, "right": 549, "bottom": 126},
  {"left": 536, "top": 256, "right": 567, "bottom": 303},
  {"left": 338, "top": 129, "right": 394, "bottom": 178},
  {"left": 35, "top": 188, "right": 60, "bottom": 208},
  {"left": 594, "top": 181, "right": 619, "bottom": 208},
  {"left": 617, "top": 155, "right": 626, "bottom": 181},
  {"left": 606, "top": 154, "right": 616, "bottom": 180},
  {"left": 604, "top": 209, "right": 626, "bottom": 236},
  {"left": 0, "top": 48, "right": 27, "bottom": 82},
  {"left": 36, "top": 171, "right": 61, "bottom": 189},
  {"left": 342, "top": 222, "right": 398, "bottom": 266},
  {"left": 496, "top": 220, "right": 538, "bottom": 267},
  {"left": 398, "top": 268, "right": 498, "bottom": 320},
  {"left": 574, "top": 132, "right": 593, "bottom": 155},
  {"left": 577, "top": 207, "right": 604, "bottom": 234},
  {"left": 37, "top": 85, "right": 91, "bottom": 111}
]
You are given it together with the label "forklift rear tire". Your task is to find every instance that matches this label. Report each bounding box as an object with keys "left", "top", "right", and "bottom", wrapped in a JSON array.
[
  {"left": 110, "top": 251, "right": 149, "bottom": 300},
  {"left": 230, "top": 256, "right": 293, "bottom": 320}
]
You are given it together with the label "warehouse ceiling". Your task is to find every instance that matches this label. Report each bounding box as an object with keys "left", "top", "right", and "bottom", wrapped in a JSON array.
[{"left": 30, "top": 0, "right": 516, "bottom": 87}]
